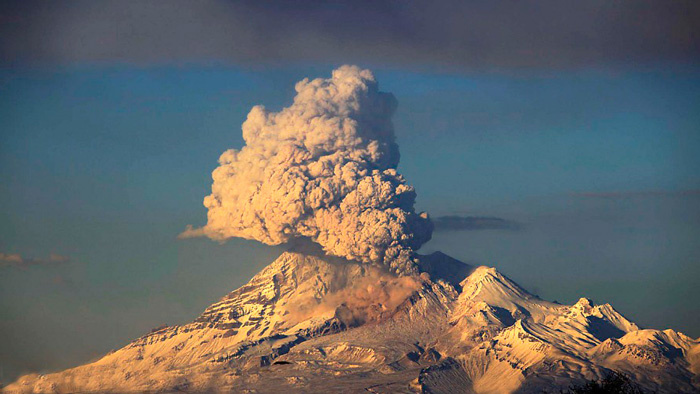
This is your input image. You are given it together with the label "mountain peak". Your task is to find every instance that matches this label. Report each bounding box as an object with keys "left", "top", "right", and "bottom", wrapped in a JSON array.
[
  {"left": 457, "top": 265, "right": 534, "bottom": 308},
  {"left": 574, "top": 297, "right": 594, "bottom": 310},
  {"left": 416, "top": 251, "right": 473, "bottom": 289}
]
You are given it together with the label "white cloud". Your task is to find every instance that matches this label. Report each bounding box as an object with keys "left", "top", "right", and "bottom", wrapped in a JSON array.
[{"left": 0, "top": 252, "right": 70, "bottom": 268}]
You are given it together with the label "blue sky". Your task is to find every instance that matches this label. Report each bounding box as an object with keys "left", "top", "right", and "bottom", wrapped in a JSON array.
[{"left": 1, "top": 65, "right": 699, "bottom": 380}]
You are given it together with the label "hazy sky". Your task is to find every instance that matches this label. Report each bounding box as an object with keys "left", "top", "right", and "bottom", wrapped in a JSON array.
[{"left": 1, "top": 0, "right": 699, "bottom": 384}]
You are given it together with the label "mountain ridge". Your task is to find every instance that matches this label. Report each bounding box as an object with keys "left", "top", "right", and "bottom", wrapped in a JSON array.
[{"left": 4, "top": 251, "right": 699, "bottom": 393}]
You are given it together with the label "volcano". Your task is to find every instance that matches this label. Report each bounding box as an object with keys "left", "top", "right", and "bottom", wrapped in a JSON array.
[{"left": 5, "top": 251, "right": 699, "bottom": 393}]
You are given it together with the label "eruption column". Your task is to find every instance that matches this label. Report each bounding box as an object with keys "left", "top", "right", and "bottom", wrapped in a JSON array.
[{"left": 181, "top": 66, "right": 432, "bottom": 275}]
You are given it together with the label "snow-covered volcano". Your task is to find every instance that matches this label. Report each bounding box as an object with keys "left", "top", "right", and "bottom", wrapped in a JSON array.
[{"left": 5, "top": 252, "right": 699, "bottom": 393}]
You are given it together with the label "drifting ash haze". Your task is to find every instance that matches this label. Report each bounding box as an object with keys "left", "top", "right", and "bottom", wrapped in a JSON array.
[{"left": 5, "top": 67, "right": 699, "bottom": 393}]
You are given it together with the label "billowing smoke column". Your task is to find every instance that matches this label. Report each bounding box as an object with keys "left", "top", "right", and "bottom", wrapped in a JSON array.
[{"left": 181, "top": 66, "right": 432, "bottom": 275}]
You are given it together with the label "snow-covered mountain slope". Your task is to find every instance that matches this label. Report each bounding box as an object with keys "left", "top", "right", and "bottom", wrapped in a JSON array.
[{"left": 4, "top": 251, "right": 698, "bottom": 393}]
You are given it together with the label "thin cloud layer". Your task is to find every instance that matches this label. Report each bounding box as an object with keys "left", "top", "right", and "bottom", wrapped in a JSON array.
[
  {"left": 432, "top": 216, "right": 522, "bottom": 232},
  {"left": 570, "top": 189, "right": 700, "bottom": 199},
  {"left": 2, "top": 1, "right": 698, "bottom": 70},
  {"left": 0, "top": 252, "right": 69, "bottom": 268},
  {"left": 182, "top": 66, "right": 432, "bottom": 275}
]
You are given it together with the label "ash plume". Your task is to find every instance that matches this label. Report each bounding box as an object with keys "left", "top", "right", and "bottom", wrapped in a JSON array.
[{"left": 181, "top": 66, "right": 432, "bottom": 274}]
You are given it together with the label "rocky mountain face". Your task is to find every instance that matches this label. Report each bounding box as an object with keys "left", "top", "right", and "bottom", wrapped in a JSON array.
[{"left": 5, "top": 251, "right": 699, "bottom": 393}]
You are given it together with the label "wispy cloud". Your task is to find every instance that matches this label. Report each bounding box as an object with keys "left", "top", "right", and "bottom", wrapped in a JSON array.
[
  {"left": 2, "top": 0, "right": 698, "bottom": 70},
  {"left": 0, "top": 252, "right": 70, "bottom": 268},
  {"left": 570, "top": 189, "right": 700, "bottom": 199},
  {"left": 432, "top": 216, "right": 522, "bottom": 232}
]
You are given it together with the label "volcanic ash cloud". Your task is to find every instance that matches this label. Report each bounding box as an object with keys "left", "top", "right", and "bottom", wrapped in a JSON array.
[{"left": 181, "top": 66, "right": 432, "bottom": 274}]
